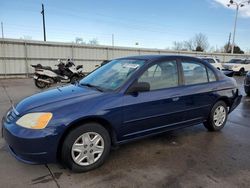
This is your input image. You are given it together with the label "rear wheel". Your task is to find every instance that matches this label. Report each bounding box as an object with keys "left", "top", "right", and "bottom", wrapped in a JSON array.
[
  {"left": 204, "top": 101, "right": 228, "bottom": 131},
  {"left": 61, "top": 123, "right": 111, "bottom": 172},
  {"left": 35, "top": 79, "right": 47, "bottom": 89},
  {"left": 239, "top": 68, "right": 245, "bottom": 76}
]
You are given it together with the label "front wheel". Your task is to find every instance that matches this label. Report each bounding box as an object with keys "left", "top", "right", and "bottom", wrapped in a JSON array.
[
  {"left": 61, "top": 123, "right": 111, "bottom": 172},
  {"left": 245, "top": 91, "right": 250, "bottom": 97},
  {"left": 70, "top": 75, "right": 79, "bottom": 83},
  {"left": 204, "top": 101, "right": 228, "bottom": 131}
]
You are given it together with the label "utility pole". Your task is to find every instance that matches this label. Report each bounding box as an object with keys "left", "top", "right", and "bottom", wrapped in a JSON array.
[
  {"left": 231, "top": 4, "right": 239, "bottom": 54},
  {"left": 227, "top": 32, "right": 231, "bottom": 52},
  {"left": 1, "top": 22, "right": 4, "bottom": 38},
  {"left": 41, "top": 4, "right": 46, "bottom": 41},
  {"left": 112, "top": 34, "right": 114, "bottom": 47},
  {"left": 112, "top": 34, "right": 114, "bottom": 58}
]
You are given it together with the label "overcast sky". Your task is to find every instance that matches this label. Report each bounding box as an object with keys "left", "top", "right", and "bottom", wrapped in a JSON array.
[{"left": 0, "top": 0, "right": 250, "bottom": 51}]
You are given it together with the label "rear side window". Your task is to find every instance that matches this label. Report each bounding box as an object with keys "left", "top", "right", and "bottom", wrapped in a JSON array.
[
  {"left": 207, "top": 68, "right": 217, "bottom": 82},
  {"left": 181, "top": 61, "right": 208, "bottom": 85}
]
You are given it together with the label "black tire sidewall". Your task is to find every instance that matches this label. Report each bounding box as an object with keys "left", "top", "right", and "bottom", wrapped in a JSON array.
[
  {"left": 205, "top": 101, "right": 228, "bottom": 131},
  {"left": 240, "top": 68, "right": 245, "bottom": 76},
  {"left": 61, "top": 123, "right": 111, "bottom": 172},
  {"left": 70, "top": 75, "right": 79, "bottom": 83},
  {"left": 35, "top": 79, "right": 46, "bottom": 89}
]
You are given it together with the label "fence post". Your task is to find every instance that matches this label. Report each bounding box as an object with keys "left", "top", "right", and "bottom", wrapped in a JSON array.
[
  {"left": 106, "top": 47, "right": 109, "bottom": 60},
  {"left": 71, "top": 43, "right": 74, "bottom": 60},
  {"left": 24, "top": 41, "right": 29, "bottom": 77},
  {"left": 2, "top": 39, "right": 7, "bottom": 78}
]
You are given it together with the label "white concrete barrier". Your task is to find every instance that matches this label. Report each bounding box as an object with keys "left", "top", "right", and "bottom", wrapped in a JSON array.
[{"left": 0, "top": 38, "right": 249, "bottom": 78}]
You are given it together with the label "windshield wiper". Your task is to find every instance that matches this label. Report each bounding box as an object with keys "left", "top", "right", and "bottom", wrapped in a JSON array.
[{"left": 80, "top": 83, "right": 104, "bottom": 92}]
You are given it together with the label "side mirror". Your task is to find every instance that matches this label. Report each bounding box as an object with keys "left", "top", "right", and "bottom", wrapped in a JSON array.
[{"left": 127, "top": 82, "right": 150, "bottom": 94}]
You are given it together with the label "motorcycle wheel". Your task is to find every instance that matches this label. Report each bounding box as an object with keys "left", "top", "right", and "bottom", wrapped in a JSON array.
[
  {"left": 35, "top": 79, "right": 47, "bottom": 89},
  {"left": 70, "top": 75, "right": 79, "bottom": 83}
]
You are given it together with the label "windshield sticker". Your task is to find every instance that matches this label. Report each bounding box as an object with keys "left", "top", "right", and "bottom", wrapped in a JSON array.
[{"left": 122, "top": 63, "right": 140, "bottom": 69}]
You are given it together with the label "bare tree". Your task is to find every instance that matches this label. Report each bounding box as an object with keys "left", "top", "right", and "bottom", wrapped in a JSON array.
[
  {"left": 192, "top": 33, "right": 209, "bottom": 52},
  {"left": 75, "top": 37, "right": 84, "bottom": 44},
  {"left": 183, "top": 39, "right": 195, "bottom": 51},
  {"left": 172, "top": 41, "right": 184, "bottom": 51},
  {"left": 88, "top": 38, "right": 99, "bottom": 45}
]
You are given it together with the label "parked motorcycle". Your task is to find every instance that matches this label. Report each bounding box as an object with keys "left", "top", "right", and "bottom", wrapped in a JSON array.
[{"left": 31, "top": 59, "right": 85, "bottom": 89}]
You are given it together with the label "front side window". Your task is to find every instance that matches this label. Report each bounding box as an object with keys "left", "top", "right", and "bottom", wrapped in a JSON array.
[
  {"left": 80, "top": 59, "right": 145, "bottom": 91},
  {"left": 138, "top": 61, "right": 178, "bottom": 91},
  {"left": 182, "top": 61, "right": 208, "bottom": 85}
]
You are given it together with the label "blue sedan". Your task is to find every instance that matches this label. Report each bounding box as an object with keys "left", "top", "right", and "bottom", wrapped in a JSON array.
[{"left": 2, "top": 55, "right": 242, "bottom": 172}]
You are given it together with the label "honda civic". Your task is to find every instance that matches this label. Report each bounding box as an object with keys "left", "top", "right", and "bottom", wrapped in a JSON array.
[{"left": 2, "top": 55, "right": 242, "bottom": 172}]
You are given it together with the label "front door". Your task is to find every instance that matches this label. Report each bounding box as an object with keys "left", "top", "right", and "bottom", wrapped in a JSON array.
[{"left": 120, "top": 59, "right": 186, "bottom": 140}]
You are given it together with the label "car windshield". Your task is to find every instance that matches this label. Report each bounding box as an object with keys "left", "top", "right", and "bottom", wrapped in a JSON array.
[
  {"left": 228, "top": 59, "right": 242, "bottom": 64},
  {"left": 79, "top": 59, "right": 145, "bottom": 91},
  {"left": 202, "top": 58, "right": 214, "bottom": 64},
  {"left": 216, "top": 59, "right": 220, "bottom": 63}
]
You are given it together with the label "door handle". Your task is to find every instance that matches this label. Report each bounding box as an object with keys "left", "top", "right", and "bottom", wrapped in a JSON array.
[{"left": 172, "top": 97, "right": 180, "bottom": 101}]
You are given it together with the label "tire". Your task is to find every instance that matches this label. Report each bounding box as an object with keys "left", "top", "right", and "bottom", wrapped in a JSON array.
[
  {"left": 34, "top": 79, "right": 47, "bottom": 89},
  {"left": 239, "top": 68, "right": 245, "bottom": 76},
  {"left": 203, "top": 101, "right": 228, "bottom": 131},
  {"left": 61, "top": 123, "right": 111, "bottom": 172},
  {"left": 70, "top": 75, "right": 79, "bottom": 83}
]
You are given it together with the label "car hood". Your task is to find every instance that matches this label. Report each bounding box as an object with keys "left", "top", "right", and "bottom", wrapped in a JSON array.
[{"left": 15, "top": 84, "right": 101, "bottom": 114}]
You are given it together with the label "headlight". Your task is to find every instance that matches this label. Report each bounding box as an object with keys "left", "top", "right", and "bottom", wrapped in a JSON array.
[
  {"left": 16, "top": 112, "right": 53, "bottom": 129},
  {"left": 233, "top": 65, "right": 239, "bottom": 68}
]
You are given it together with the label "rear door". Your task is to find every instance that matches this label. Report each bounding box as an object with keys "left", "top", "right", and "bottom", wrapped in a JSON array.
[{"left": 178, "top": 58, "right": 217, "bottom": 122}]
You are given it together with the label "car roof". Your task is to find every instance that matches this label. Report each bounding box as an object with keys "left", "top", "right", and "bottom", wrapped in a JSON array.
[
  {"left": 198, "top": 56, "right": 215, "bottom": 59},
  {"left": 117, "top": 55, "right": 202, "bottom": 62}
]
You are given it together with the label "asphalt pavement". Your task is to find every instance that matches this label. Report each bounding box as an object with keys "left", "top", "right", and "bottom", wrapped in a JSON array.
[{"left": 0, "top": 77, "right": 250, "bottom": 188}]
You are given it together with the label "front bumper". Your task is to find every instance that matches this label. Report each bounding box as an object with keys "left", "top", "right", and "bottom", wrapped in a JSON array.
[
  {"left": 2, "top": 116, "right": 58, "bottom": 164},
  {"left": 245, "top": 85, "right": 250, "bottom": 94},
  {"left": 221, "top": 70, "right": 234, "bottom": 77},
  {"left": 244, "top": 77, "right": 250, "bottom": 95}
]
